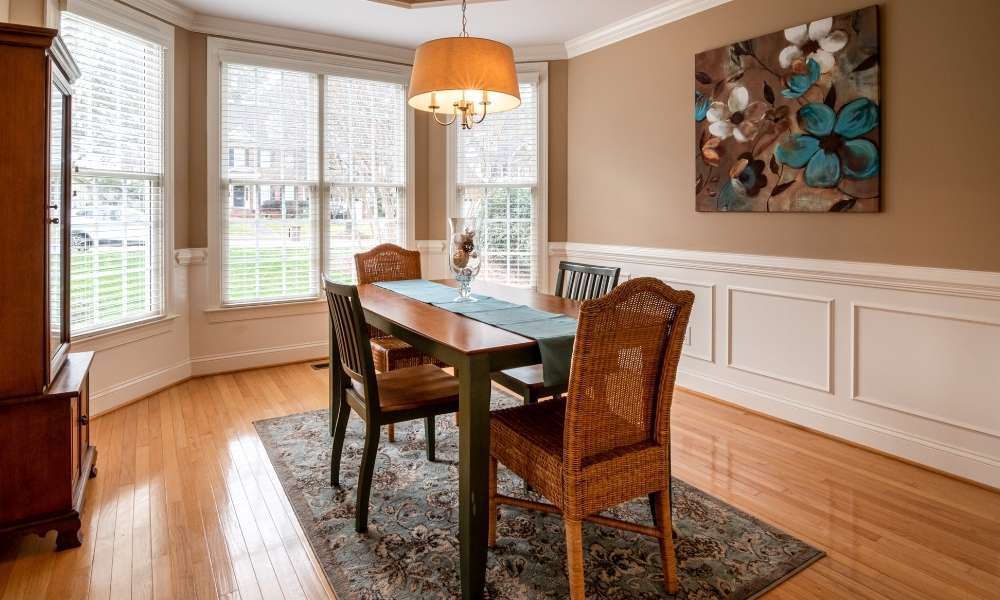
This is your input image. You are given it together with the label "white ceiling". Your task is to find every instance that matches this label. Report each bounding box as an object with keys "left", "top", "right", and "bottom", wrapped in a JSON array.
[{"left": 173, "top": 0, "right": 672, "bottom": 50}]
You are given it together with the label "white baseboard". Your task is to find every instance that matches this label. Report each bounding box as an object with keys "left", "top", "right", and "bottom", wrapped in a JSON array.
[
  {"left": 91, "top": 359, "right": 192, "bottom": 417},
  {"left": 189, "top": 340, "right": 327, "bottom": 377}
]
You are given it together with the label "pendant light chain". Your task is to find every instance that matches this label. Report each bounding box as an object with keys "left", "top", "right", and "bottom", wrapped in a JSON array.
[{"left": 460, "top": 0, "right": 469, "bottom": 37}]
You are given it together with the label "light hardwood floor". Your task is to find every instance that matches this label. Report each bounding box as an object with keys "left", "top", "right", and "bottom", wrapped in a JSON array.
[{"left": 1, "top": 362, "right": 997, "bottom": 599}]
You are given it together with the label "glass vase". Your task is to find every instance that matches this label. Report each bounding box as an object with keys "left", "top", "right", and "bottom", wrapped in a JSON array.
[{"left": 448, "top": 217, "right": 482, "bottom": 302}]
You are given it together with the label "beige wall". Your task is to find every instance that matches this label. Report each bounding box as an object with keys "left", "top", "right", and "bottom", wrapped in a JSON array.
[
  {"left": 7, "top": 0, "right": 57, "bottom": 26},
  {"left": 173, "top": 28, "right": 190, "bottom": 249},
  {"left": 567, "top": 0, "right": 1000, "bottom": 272},
  {"left": 548, "top": 59, "right": 568, "bottom": 243},
  {"left": 186, "top": 31, "right": 208, "bottom": 248}
]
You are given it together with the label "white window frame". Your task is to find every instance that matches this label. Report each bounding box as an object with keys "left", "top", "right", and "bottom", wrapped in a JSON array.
[
  {"left": 63, "top": 0, "right": 175, "bottom": 340},
  {"left": 206, "top": 38, "right": 415, "bottom": 311},
  {"left": 447, "top": 63, "right": 549, "bottom": 293}
]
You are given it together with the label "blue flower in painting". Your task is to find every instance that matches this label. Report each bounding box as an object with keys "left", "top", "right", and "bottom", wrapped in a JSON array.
[
  {"left": 782, "top": 58, "right": 820, "bottom": 99},
  {"left": 774, "top": 97, "right": 880, "bottom": 188},
  {"left": 718, "top": 157, "right": 768, "bottom": 211},
  {"left": 695, "top": 91, "right": 711, "bottom": 122}
]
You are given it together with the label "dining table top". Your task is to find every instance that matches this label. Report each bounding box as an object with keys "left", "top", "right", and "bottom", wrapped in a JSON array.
[{"left": 355, "top": 279, "right": 582, "bottom": 356}]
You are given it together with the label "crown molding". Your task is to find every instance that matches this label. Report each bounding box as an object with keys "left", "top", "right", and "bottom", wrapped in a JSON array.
[
  {"left": 514, "top": 44, "right": 567, "bottom": 62},
  {"left": 116, "top": 0, "right": 726, "bottom": 65},
  {"left": 118, "top": 0, "right": 195, "bottom": 29},
  {"left": 190, "top": 13, "right": 416, "bottom": 64},
  {"left": 565, "top": 0, "right": 732, "bottom": 58}
]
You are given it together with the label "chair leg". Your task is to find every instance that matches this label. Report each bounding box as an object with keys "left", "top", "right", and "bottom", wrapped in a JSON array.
[
  {"left": 425, "top": 416, "right": 436, "bottom": 462},
  {"left": 652, "top": 491, "right": 679, "bottom": 595},
  {"left": 387, "top": 423, "right": 395, "bottom": 442},
  {"left": 564, "top": 518, "right": 586, "bottom": 600},
  {"left": 355, "top": 423, "right": 380, "bottom": 533},
  {"left": 523, "top": 387, "right": 536, "bottom": 405},
  {"left": 488, "top": 456, "right": 498, "bottom": 547},
  {"left": 523, "top": 388, "right": 537, "bottom": 494},
  {"left": 330, "top": 399, "right": 351, "bottom": 487}
]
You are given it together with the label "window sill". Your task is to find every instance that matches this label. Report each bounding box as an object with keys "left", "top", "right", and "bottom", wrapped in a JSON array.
[
  {"left": 70, "top": 314, "right": 179, "bottom": 353},
  {"left": 204, "top": 299, "right": 326, "bottom": 323}
]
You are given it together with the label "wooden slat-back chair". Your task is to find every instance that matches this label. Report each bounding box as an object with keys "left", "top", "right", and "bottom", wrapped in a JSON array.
[
  {"left": 354, "top": 243, "right": 446, "bottom": 442},
  {"left": 554, "top": 260, "right": 621, "bottom": 301},
  {"left": 324, "top": 278, "right": 460, "bottom": 533},
  {"left": 488, "top": 277, "right": 694, "bottom": 598},
  {"left": 491, "top": 261, "right": 621, "bottom": 405}
]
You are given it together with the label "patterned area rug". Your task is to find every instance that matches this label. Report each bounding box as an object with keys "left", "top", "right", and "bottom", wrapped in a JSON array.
[{"left": 255, "top": 389, "right": 823, "bottom": 599}]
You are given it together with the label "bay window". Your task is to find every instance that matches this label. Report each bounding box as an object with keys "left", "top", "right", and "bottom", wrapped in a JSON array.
[
  {"left": 62, "top": 9, "right": 168, "bottom": 334},
  {"left": 217, "top": 52, "right": 410, "bottom": 306}
]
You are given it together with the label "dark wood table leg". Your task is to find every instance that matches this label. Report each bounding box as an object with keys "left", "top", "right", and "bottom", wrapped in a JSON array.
[{"left": 458, "top": 354, "right": 491, "bottom": 600}]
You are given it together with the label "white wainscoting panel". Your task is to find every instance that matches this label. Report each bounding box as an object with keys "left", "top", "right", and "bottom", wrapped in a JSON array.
[
  {"left": 656, "top": 278, "right": 714, "bottom": 363},
  {"left": 550, "top": 242, "right": 1000, "bottom": 487},
  {"left": 728, "top": 287, "right": 832, "bottom": 392},
  {"left": 852, "top": 303, "right": 1000, "bottom": 438}
]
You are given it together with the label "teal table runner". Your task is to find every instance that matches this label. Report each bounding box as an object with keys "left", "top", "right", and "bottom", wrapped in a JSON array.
[{"left": 373, "top": 279, "right": 577, "bottom": 387}]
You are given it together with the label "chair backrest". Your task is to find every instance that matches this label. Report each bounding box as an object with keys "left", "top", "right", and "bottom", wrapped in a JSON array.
[
  {"left": 563, "top": 277, "right": 694, "bottom": 469},
  {"left": 323, "top": 277, "right": 379, "bottom": 413},
  {"left": 554, "top": 261, "right": 621, "bottom": 301},
  {"left": 355, "top": 243, "right": 422, "bottom": 285}
]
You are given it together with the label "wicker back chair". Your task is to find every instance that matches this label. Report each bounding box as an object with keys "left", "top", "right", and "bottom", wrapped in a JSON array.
[
  {"left": 325, "top": 278, "right": 459, "bottom": 533},
  {"left": 488, "top": 277, "right": 694, "bottom": 598},
  {"left": 354, "top": 243, "right": 422, "bottom": 286},
  {"left": 353, "top": 243, "right": 445, "bottom": 442}
]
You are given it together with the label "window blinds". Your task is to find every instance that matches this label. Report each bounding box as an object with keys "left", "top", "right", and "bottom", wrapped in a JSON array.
[
  {"left": 457, "top": 81, "right": 538, "bottom": 288},
  {"left": 62, "top": 12, "right": 166, "bottom": 334},
  {"left": 221, "top": 63, "right": 320, "bottom": 304},
  {"left": 324, "top": 76, "right": 407, "bottom": 282}
]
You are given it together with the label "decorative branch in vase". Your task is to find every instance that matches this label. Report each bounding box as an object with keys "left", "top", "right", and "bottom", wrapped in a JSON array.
[{"left": 448, "top": 217, "right": 482, "bottom": 302}]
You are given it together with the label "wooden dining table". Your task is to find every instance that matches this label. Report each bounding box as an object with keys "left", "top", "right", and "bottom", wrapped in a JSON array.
[{"left": 329, "top": 279, "right": 580, "bottom": 599}]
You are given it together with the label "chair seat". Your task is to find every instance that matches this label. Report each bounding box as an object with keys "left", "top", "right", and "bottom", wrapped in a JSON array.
[
  {"left": 497, "top": 364, "right": 545, "bottom": 388},
  {"left": 492, "top": 364, "right": 567, "bottom": 399},
  {"left": 490, "top": 399, "right": 567, "bottom": 507},
  {"left": 352, "top": 364, "right": 459, "bottom": 416},
  {"left": 370, "top": 334, "right": 445, "bottom": 372},
  {"left": 491, "top": 397, "right": 668, "bottom": 518}
]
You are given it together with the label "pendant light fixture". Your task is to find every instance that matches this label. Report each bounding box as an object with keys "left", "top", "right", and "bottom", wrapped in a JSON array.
[{"left": 407, "top": 0, "right": 520, "bottom": 129}]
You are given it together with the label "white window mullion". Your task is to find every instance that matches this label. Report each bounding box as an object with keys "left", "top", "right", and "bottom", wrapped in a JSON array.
[{"left": 317, "top": 75, "right": 328, "bottom": 288}]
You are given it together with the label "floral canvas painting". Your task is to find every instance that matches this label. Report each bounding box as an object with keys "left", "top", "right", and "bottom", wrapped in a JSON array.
[{"left": 695, "top": 6, "right": 880, "bottom": 212}]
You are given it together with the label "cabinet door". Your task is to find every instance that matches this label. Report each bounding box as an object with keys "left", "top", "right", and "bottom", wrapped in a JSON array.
[{"left": 47, "top": 76, "right": 70, "bottom": 380}]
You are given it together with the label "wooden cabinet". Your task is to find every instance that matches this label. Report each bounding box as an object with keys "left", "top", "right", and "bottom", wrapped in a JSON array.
[
  {"left": 0, "top": 23, "right": 97, "bottom": 551},
  {"left": 0, "top": 353, "right": 97, "bottom": 550},
  {"left": 0, "top": 23, "right": 75, "bottom": 399}
]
